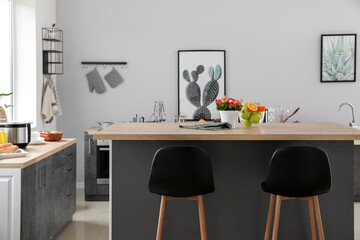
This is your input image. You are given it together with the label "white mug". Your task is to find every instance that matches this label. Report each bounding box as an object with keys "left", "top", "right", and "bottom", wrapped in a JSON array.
[{"left": 31, "top": 131, "right": 40, "bottom": 140}]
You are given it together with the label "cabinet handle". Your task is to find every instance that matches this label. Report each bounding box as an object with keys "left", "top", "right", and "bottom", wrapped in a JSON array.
[
  {"left": 63, "top": 193, "right": 72, "bottom": 199},
  {"left": 64, "top": 168, "right": 72, "bottom": 173},
  {"left": 63, "top": 153, "right": 73, "bottom": 157},
  {"left": 88, "top": 139, "right": 91, "bottom": 154},
  {"left": 37, "top": 168, "right": 42, "bottom": 189},
  {"left": 43, "top": 166, "right": 46, "bottom": 187}
]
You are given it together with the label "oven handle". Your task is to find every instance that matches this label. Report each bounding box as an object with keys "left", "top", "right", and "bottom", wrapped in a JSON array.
[
  {"left": 88, "top": 138, "right": 91, "bottom": 154},
  {"left": 99, "top": 147, "right": 109, "bottom": 151}
]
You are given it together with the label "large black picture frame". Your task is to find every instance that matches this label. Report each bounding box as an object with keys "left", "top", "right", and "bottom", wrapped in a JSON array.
[
  {"left": 178, "top": 50, "right": 226, "bottom": 121},
  {"left": 321, "top": 34, "right": 357, "bottom": 83}
]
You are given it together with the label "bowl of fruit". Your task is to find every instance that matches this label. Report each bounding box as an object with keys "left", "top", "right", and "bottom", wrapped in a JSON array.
[
  {"left": 240, "top": 102, "right": 266, "bottom": 127},
  {"left": 40, "top": 131, "right": 63, "bottom": 141}
]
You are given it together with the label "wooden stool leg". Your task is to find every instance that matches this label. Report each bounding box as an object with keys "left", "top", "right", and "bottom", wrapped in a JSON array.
[
  {"left": 264, "top": 194, "right": 276, "bottom": 240},
  {"left": 156, "top": 196, "right": 167, "bottom": 240},
  {"left": 313, "top": 196, "right": 325, "bottom": 240},
  {"left": 198, "top": 195, "right": 208, "bottom": 240},
  {"left": 272, "top": 195, "right": 282, "bottom": 240},
  {"left": 308, "top": 198, "right": 317, "bottom": 240}
]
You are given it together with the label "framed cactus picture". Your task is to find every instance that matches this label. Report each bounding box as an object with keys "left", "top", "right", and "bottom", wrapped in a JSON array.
[
  {"left": 178, "top": 50, "right": 226, "bottom": 120},
  {"left": 321, "top": 34, "right": 357, "bottom": 82}
]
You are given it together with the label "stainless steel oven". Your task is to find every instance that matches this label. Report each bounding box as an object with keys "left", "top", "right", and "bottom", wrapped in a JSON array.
[{"left": 96, "top": 140, "right": 110, "bottom": 184}]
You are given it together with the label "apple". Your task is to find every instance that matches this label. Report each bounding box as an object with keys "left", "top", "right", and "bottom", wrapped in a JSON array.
[
  {"left": 250, "top": 112, "right": 262, "bottom": 124},
  {"left": 242, "top": 120, "right": 252, "bottom": 127}
]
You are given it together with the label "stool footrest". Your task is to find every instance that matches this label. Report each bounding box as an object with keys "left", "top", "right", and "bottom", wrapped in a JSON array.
[
  {"left": 264, "top": 194, "right": 325, "bottom": 240},
  {"left": 156, "top": 195, "right": 208, "bottom": 240},
  {"left": 166, "top": 196, "right": 199, "bottom": 200},
  {"left": 281, "top": 196, "right": 314, "bottom": 200}
]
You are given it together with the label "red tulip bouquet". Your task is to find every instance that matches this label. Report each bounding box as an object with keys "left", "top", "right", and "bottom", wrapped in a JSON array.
[{"left": 215, "top": 96, "right": 242, "bottom": 111}]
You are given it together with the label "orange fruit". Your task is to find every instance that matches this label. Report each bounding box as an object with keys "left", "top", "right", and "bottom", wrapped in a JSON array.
[
  {"left": 247, "top": 102, "right": 258, "bottom": 112},
  {"left": 257, "top": 106, "right": 266, "bottom": 112}
]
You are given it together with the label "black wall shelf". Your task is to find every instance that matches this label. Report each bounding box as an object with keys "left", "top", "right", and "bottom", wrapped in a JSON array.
[{"left": 42, "top": 27, "right": 63, "bottom": 75}]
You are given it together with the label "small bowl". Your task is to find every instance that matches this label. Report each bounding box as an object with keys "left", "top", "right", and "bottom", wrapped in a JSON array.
[{"left": 40, "top": 131, "right": 63, "bottom": 141}]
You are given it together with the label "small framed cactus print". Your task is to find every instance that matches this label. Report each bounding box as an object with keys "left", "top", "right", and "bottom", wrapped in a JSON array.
[
  {"left": 321, "top": 34, "right": 357, "bottom": 82},
  {"left": 178, "top": 50, "right": 226, "bottom": 121}
]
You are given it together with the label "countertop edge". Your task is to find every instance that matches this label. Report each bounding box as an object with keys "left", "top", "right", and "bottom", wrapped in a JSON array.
[
  {"left": 89, "top": 123, "right": 360, "bottom": 141},
  {"left": 92, "top": 134, "right": 360, "bottom": 141},
  {"left": 0, "top": 138, "right": 77, "bottom": 169}
]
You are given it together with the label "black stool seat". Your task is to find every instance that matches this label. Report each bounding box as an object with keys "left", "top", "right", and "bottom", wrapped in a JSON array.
[
  {"left": 149, "top": 145, "right": 215, "bottom": 197},
  {"left": 261, "top": 146, "right": 331, "bottom": 197},
  {"left": 149, "top": 145, "right": 215, "bottom": 240},
  {"left": 262, "top": 146, "right": 332, "bottom": 240}
]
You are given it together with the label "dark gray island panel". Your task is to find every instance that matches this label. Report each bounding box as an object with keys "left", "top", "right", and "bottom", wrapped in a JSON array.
[
  {"left": 354, "top": 145, "right": 360, "bottom": 201},
  {"left": 111, "top": 140, "right": 354, "bottom": 240}
]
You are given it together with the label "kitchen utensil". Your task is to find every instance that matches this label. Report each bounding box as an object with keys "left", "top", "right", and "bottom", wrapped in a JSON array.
[
  {"left": 275, "top": 105, "right": 282, "bottom": 123},
  {"left": 133, "top": 115, "right": 145, "bottom": 122},
  {"left": 283, "top": 107, "right": 300, "bottom": 123},
  {"left": 86, "top": 68, "right": 106, "bottom": 94},
  {"left": 40, "top": 131, "right": 63, "bottom": 141},
  {"left": 149, "top": 100, "right": 166, "bottom": 122},
  {"left": 104, "top": 67, "right": 124, "bottom": 88},
  {"left": 29, "top": 137, "right": 45, "bottom": 145},
  {"left": 0, "top": 148, "right": 29, "bottom": 159},
  {"left": 0, "top": 122, "right": 31, "bottom": 148},
  {"left": 97, "top": 121, "right": 114, "bottom": 130}
]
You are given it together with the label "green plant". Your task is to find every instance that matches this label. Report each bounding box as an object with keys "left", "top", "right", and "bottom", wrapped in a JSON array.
[
  {"left": 323, "top": 36, "right": 355, "bottom": 81},
  {"left": 0, "top": 92, "right": 13, "bottom": 121},
  {"left": 0, "top": 92, "right": 13, "bottom": 110}
]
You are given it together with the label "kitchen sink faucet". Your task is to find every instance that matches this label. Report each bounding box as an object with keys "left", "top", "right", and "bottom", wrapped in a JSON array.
[{"left": 338, "top": 102, "right": 357, "bottom": 127}]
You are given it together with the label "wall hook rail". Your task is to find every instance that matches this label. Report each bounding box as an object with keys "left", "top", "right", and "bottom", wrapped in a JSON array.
[{"left": 81, "top": 61, "right": 127, "bottom": 66}]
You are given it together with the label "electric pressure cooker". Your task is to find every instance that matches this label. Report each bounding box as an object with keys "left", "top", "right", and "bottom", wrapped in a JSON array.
[{"left": 0, "top": 122, "right": 31, "bottom": 148}]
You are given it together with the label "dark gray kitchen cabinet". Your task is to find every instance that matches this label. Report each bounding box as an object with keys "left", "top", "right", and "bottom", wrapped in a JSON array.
[
  {"left": 21, "top": 143, "right": 76, "bottom": 240},
  {"left": 84, "top": 132, "right": 109, "bottom": 201}
]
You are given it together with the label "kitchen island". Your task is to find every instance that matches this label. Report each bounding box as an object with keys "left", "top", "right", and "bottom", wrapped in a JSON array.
[{"left": 92, "top": 123, "right": 360, "bottom": 240}]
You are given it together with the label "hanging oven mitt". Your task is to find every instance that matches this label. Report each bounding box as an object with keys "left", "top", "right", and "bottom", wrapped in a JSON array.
[
  {"left": 86, "top": 68, "right": 106, "bottom": 94},
  {"left": 104, "top": 67, "right": 124, "bottom": 88}
]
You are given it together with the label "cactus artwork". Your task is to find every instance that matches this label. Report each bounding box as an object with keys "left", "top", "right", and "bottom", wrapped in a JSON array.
[
  {"left": 322, "top": 35, "right": 356, "bottom": 82},
  {"left": 183, "top": 65, "right": 223, "bottom": 120},
  {"left": 179, "top": 50, "right": 226, "bottom": 120}
]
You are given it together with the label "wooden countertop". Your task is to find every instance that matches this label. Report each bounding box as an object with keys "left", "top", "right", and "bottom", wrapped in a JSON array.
[
  {"left": 86, "top": 126, "right": 101, "bottom": 135},
  {"left": 0, "top": 138, "right": 76, "bottom": 168},
  {"left": 90, "top": 122, "right": 360, "bottom": 141}
]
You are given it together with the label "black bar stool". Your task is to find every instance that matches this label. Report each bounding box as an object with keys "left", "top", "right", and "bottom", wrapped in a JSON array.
[
  {"left": 148, "top": 145, "right": 215, "bottom": 240},
  {"left": 261, "top": 146, "right": 332, "bottom": 240}
]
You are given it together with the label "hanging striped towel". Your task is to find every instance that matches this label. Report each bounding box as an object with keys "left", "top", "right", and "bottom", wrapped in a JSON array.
[{"left": 41, "top": 75, "right": 62, "bottom": 124}]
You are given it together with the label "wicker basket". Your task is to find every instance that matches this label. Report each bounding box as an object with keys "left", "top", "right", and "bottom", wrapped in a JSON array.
[{"left": 40, "top": 131, "right": 63, "bottom": 141}]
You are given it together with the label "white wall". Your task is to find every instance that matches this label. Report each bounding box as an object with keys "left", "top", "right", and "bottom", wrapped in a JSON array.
[{"left": 56, "top": 0, "right": 360, "bottom": 183}]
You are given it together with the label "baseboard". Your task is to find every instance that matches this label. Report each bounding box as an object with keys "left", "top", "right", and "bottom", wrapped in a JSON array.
[{"left": 76, "top": 182, "right": 84, "bottom": 189}]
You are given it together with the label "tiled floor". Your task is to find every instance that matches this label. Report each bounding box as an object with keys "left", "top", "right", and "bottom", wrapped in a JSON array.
[
  {"left": 56, "top": 189, "right": 109, "bottom": 240},
  {"left": 57, "top": 189, "right": 360, "bottom": 240}
]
